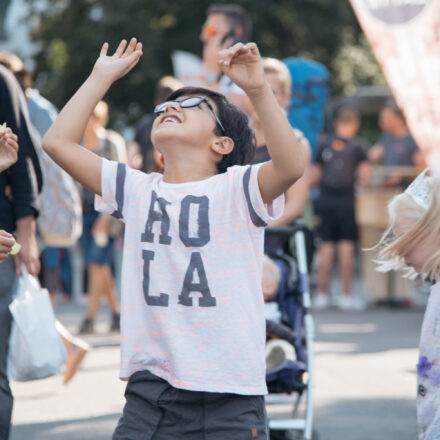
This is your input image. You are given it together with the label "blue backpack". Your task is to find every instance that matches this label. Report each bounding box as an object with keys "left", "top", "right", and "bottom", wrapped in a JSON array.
[{"left": 283, "top": 57, "right": 330, "bottom": 156}]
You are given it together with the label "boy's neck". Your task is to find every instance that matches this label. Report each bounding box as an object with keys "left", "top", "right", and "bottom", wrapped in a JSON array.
[{"left": 161, "top": 152, "right": 218, "bottom": 184}]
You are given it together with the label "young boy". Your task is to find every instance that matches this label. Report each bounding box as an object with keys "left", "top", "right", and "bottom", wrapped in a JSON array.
[
  {"left": 312, "top": 107, "right": 370, "bottom": 310},
  {"left": 43, "top": 38, "right": 304, "bottom": 439}
]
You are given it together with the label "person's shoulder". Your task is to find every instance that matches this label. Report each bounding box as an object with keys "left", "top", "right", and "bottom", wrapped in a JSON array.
[{"left": 27, "top": 89, "right": 59, "bottom": 114}]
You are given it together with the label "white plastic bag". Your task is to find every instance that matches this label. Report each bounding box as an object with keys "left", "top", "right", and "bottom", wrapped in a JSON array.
[{"left": 7, "top": 266, "right": 67, "bottom": 381}]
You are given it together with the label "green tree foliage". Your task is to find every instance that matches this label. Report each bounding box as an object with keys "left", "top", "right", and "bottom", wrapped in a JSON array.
[{"left": 27, "top": 0, "right": 383, "bottom": 129}]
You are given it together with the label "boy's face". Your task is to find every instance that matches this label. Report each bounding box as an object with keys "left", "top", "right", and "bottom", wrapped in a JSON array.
[{"left": 151, "top": 95, "right": 221, "bottom": 154}]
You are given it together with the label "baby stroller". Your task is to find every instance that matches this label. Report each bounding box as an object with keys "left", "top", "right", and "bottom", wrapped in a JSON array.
[{"left": 264, "top": 221, "right": 317, "bottom": 440}]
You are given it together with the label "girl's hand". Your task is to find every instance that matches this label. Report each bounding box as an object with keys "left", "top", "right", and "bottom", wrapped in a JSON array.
[
  {"left": 0, "top": 128, "right": 19, "bottom": 173},
  {"left": 218, "top": 42, "right": 266, "bottom": 97},
  {"left": 91, "top": 38, "right": 143, "bottom": 86}
]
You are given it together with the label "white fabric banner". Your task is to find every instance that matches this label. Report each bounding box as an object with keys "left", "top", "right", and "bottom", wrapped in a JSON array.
[{"left": 349, "top": 0, "right": 440, "bottom": 174}]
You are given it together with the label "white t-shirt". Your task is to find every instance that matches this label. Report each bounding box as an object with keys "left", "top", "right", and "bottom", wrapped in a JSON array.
[
  {"left": 95, "top": 159, "right": 284, "bottom": 395},
  {"left": 417, "top": 281, "right": 440, "bottom": 439}
]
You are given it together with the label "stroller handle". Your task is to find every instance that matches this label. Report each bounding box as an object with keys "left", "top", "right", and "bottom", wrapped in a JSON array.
[{"left": 265, "top": 219, "right": 306, "bottom": 237}]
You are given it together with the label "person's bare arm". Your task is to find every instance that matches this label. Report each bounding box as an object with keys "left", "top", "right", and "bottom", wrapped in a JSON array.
[
  {"left": 368, "top": 144, "right": 384, "bottom": 163},
  {"left": 219, "top": 43, "right": 304, "bottom": 204},
  {"left": 357, "top": 160, "right": 371, "bottom": 187},
  {"left": 412, "top": 150, "right": 426, "bottom": 172},
  {"left": 14, "top": 215, "right": 39, "bottom": 275},
  {"left": 310, "top": 163, "right": 323, "bottom": 187},
  {"left": 43, "top": 38, "right": 142, "bottom": 195},
  {"left": 268, "top": 139, "right": 311, "bottom": 226}
]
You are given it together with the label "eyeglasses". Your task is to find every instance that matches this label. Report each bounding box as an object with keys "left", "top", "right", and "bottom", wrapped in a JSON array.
[{"left": 154, "top": 96, "right": 226, "bottom": 135}]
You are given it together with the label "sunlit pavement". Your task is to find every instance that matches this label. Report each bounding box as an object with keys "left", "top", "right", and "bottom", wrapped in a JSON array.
[{"left": 9, "top": 301, "right": 423, "bottom": 440}]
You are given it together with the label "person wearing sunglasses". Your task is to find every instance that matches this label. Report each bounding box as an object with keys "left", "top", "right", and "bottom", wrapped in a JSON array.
[
  {"left": 42, "top": 38, "right": 305, "bottom": 439},
  {"left": 154, "top": 95, "right": 226, "bottom": 135},
  {"left": 200, "top": 4, "right": 251, "bottom": 96}
]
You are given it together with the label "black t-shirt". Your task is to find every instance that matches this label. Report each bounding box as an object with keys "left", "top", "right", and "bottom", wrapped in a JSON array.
[
  {"left": 379, "top": 133, "right": 418, "bottom": 166},
  {"left": 314, "top": 135, "right": 368, "bottom": 207}
]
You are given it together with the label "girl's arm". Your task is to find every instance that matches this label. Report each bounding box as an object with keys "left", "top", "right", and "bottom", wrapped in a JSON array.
[
  {"left": 43, "top": 38, "right": 143, "bottom": 196},
  {"left": 219, "top": 43, "right": 305, "bottom": 204}
]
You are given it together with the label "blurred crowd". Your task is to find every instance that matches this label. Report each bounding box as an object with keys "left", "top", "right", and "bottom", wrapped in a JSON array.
[
  {"left": 0, "top": 2, "right": 426, "bottom": 330},
  {"left": 0, "top": 4, "right": 426, "bottom": 438}
]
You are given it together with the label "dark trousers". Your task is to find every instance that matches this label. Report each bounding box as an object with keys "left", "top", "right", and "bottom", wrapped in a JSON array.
[
  {"left": 0, "top": 257, "right": 16, "bottom": 440},
  {"left": 113, "top": 370, "right": 268, "bottom": 440}
]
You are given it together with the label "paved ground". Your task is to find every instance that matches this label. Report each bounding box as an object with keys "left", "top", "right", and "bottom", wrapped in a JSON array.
[{"left": 8, "top": 300, "right": 424, "bottom": 440}]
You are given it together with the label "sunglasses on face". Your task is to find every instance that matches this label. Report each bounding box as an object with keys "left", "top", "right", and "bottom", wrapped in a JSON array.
[{"left": 154, "top": 96, "right": 226, "bottom": 135}]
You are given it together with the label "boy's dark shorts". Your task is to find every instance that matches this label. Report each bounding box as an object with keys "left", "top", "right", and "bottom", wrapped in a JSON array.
[
  {"left": 318, "top": 205, "right": 358, "bottom": 242},
  {"left": 113, "top": 369, "right": 268, "bottom": 440}
]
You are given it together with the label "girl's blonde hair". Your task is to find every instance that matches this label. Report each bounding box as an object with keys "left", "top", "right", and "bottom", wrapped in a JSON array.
[
  {"left": 263, "top": 58, "right": 291, "bottom": 97},
  {"left": 375, "top": 176, "right": 440, "bottom": 282}
]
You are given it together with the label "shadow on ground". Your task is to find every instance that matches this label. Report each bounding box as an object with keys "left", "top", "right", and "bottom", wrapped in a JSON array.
[{"left": 10, "top": 413, "right": 120, "bottom": 440}]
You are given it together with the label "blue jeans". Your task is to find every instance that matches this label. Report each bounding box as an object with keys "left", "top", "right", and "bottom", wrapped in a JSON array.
[{"left": 81, "top": 212, "right": 114, "bottom": 267}]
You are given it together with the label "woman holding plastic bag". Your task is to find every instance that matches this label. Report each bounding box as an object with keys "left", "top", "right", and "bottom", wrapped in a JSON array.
[
  {"left": 0, "top": 124, "right": 19, "bottom": 263},
  {"left": 0, "top": 64, "right": 42, "bottom": 440}
]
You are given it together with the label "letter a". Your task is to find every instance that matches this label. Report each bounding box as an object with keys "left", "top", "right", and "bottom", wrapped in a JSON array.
[{"left": 178, "top": 252, "right": 216, "bottom": 307}]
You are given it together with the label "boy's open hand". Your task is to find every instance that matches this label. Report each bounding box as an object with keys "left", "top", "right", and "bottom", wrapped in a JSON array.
[
  {"left": 218, "top": 42, "right": 265, "bottom": 96},
  {"left": 92, "top": 38, "right": 143, "bottom": 85},
  {"left": 0, "top": 127, "right": 19, "bottom": 173}
]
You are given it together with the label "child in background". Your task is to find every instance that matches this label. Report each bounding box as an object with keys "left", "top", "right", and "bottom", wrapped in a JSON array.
[
  {"left": 374, "top": 169, "right": 440, "bottom": 440},
  {"left": 43, "top": 38, "right": 304, "bottom": 438}
]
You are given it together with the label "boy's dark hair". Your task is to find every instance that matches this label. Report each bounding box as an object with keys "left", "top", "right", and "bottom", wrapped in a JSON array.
[
  {"left": 165, "top": 86, "right": 256, "bottom": 174},
  {"left": 207, "top": 4, "right": 252, "bottom": 41}
]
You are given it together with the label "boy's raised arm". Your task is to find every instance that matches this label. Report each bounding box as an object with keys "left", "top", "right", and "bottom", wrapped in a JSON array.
[
  {"left": 218, "top": 43, "right": 304, "bottom": 204},
  {"left": 43, "top": 38, "right": 143, "bottom": 196}
]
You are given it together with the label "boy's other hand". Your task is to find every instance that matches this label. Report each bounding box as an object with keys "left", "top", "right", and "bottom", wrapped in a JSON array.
[
  {"left": 0, "top": 128, "right": 19, "bottom": 173},
  {"left": 218, "top": 42, "right": 265, "bottom": 96},
  {"left": 92, "top": 38, "right": 143, "bottom": 86}
]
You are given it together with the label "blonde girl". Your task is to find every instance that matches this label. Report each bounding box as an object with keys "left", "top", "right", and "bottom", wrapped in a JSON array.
[{"left": 375, "top": 169, "right": 440, "bottom": 440}]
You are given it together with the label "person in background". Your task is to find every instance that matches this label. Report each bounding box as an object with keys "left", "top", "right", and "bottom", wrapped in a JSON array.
[
  {"left": 0, "top": 63, "right": 42, "bottom": 440},
  {"left": 250, "top": 58, "right": 311, "bottom": 226},
  {"left": 0, "top": 51, "right": 89, "bottom": 385},
  {"left": 373, "top": 170, "right": 440, "bottom": 439},
  {"left": 127, "top": 75, "right": 182, "bottom": 173},
  {"left": 312, "top": 107, "right": 370, "bottom": 310},
  {"left": 78, "top": 100, "right": 127, "bottom": 334},
  {"left": 368, "top": 100, "right": 425, "bottom": 186},
  {"left": 0, "top": 51, "right": 78, "bottom": 302},
  {"left": 199, "top": 3, "right": 253, "bottom": 114},
  {"left": 0, "top": 127, "right": 19, "bottom": 263}
]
